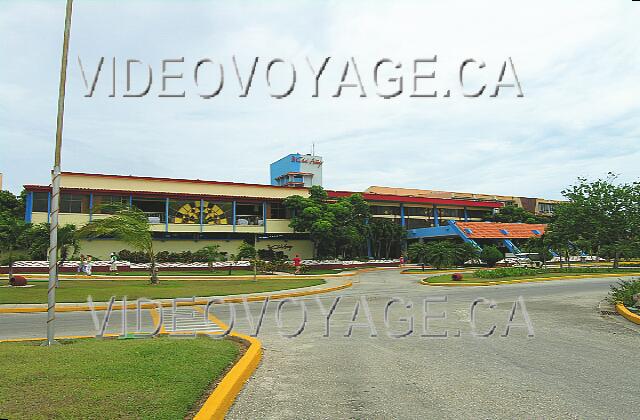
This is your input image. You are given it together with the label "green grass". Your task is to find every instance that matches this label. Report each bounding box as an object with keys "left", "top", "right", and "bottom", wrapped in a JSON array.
[
  {"left": 96, "top": 269, "right": 258, "bottom": 276},
  {"left": 424, "top": 268, "right": 640, "bottom": 284},
  {"left": 0, "top": 278, "right": 325, "bottom": 304},
  {"left": 0, "top": 337, "right": 239, "bottom": 419},
  {"left": 3, "top": 268, "right": 346, "bottom": 277}
]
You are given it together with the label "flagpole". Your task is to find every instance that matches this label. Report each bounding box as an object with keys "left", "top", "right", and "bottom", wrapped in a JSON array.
[{"left": 47, "top": 0, "right": 73, "bottom": 346}]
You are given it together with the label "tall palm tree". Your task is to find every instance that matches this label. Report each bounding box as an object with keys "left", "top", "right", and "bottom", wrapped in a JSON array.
[{"left": 77, "top": 207, "right": 160, "bottom": 284}]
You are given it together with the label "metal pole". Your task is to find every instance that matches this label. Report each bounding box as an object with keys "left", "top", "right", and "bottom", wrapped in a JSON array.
[{"left": 47, "top": 0, "right": 73, "bottom": 346}]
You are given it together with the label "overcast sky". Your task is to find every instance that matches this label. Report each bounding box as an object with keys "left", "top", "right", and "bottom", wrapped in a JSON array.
[{"left": 1, "top": 1, "right": 639, "bottom": 199}]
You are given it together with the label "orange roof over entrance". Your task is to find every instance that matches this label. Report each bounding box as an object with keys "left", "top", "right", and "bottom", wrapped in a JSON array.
[{"left": 456, "top": 222, "right": 546, "bottom": 239}]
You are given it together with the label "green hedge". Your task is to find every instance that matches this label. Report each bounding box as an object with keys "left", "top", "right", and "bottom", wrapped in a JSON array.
[
  {"left": 608, "top": 279, "right": 640, "bottom": 307},
  {"left": 474, "top": 267, "right": 631, "bottom": 279}
]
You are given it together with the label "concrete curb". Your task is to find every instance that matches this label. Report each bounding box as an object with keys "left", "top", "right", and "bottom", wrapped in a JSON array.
[
  {"left": 192, "top": 306, "right": 261, "bottom": 420},
  {"left": 0, "top": 280, "right": 353, "bottom": 314},
  {"left": 0, "top": 271, "right": 357, "bottom": 281},
  {"left": 615, "top": 303, "right": 640, "bottom": 325},
  {"left": 421, "top": 272, "right": 640, "bottom": 287}
]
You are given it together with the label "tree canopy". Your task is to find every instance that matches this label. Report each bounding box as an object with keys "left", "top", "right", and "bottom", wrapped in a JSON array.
[
  {"left": 283, "top": 186, "right": 371, "bottom": 259},
  {"left": 546, "top": 174, "right": 640, "bottom": 267}
]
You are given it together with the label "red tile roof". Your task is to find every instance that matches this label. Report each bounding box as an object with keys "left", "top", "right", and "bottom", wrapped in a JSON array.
[{"left": 456, "top": 222, "right": 546, "bottom": 239}]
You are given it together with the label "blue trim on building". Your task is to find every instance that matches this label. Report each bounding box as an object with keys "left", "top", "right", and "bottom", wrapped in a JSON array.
[
  {"left": 263, "top": 201, "right": 267, "bottom": 233},
  {"left": 47, "top": 191, "right": 51, "bottom": 223},
  {"left": 433, "top": 206, "right": 439, "bottom": 227},
  {"left": 164, "top": 198, "right": 169, "bottom": 233},
  {"left": 199, "top": 198, "right": 204, "bottom": 233},
  {"left": 232, "top": 201, "right": 237, "bottom": 232},
  {"left": 502, "top": 239, "right": 521, "bottom": 254},
  {"left": 400, "top": 203, "right": 405, "bottom": 227},
  {"left": 24, "top": 192, "right": 33, "bottom": 223},
  {"left": 448, "top": 220, "right": 482, "bottom": 250},
  {"left": 89, "top": 193, "right": 94, "bottom": 222},
  {"left": 463, "top": 207, "right": 468, "bottom": 221},
  {"left": 406, "top": 225, "right": 456, "bottom": 239},
  {"left": 129, "top": 195, "right": 133, "bottom": 207}
]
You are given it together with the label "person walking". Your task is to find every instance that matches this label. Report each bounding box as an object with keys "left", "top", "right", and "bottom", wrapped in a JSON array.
[
  {"left": 109, "top": 252, "right": 119, "bottom": 275},
  {"left": 85, "top": 256, "right": 93, "bottom": 276},
  {"left": 293, "top": 254, "right": 302, "bottom": 274},
  {"left": 77, "top": 254, "right": 86, "bottom": 276}
]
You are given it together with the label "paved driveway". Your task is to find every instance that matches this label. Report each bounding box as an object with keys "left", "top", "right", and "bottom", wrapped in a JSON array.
[
  {"left": 1, "top": 270, "right": 638, "bottom": 418},
  {"left": 221, "top": 270, "right": 640, "bottom": 419}
]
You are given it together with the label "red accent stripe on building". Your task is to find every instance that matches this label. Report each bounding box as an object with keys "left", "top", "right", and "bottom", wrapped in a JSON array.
[{"left": 327, "top": 191, "right": 503, "bottom": 208}]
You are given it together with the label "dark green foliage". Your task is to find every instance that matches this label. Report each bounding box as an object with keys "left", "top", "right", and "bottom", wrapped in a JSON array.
[
  {"left": 284, "top": 187, "right": 371, "bottom": 259},
  {"left": 547, "top": 174, "right": 640, "bottom": 268},
  {"left": 480, "top": 245, "right": 504, "bottom": 267},
  {"left": 608, "top": 279, "right": 640, "bottom": 307},
  {"left": 368, "top": 218, "right": 406, "bottom": 259},
  {"left": 408, "top": 240, "right": 478, "bottom": 269},
  {"left": 491, "top": 204, "right": 548, "bottom": 224}
]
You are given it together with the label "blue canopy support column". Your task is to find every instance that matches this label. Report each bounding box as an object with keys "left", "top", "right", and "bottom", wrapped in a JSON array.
[
  {"left": 24, "top": 191, "right": 33, "bottom": 223},
  {"left": 400, "top": 203, "right": 407, "bottom": 256},
  {"left": 232, "top": 201, "right": 237, "bottom": 232},
  {"left": 463, "top": 207, "right": 469, "bottom": 221},
  {"left": 47, "top": 191, "right": 51, "bottom": 223},
  {"left": 502, "top": 239, "right": 521, "bottom": 254},
  {"left": 88, "top": 193, "right": 93, "bottom": 222},
  {"left": 263, "top": 201, "right": 267, "bottom": 234},
  {"left": 199, "top": 198, "right": 205, "bottom": 234},
  {"left": 164, "top": 198, "right": 169, "bottom": 233},
  {"left": 433, "top": 206, "right": 440, "bottom": 227},
  {"left": 448, "top": 220, "right": 482, "bottom": 251}
]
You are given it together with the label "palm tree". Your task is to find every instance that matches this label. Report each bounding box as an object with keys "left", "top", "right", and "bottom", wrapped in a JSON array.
[
  {"left": 0, "top": 214, "right": 28, "bottom": 280},
  {"left": 196, "top": 245, "right": 224, "bottom": 270},
  {"left": 77, "top": 207, "right": 160, "bottom": 284},
  {"left": 408, "top": 242, "right": 430, "bottom": 271}
]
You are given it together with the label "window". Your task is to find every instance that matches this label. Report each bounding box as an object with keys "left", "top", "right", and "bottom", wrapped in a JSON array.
[
  {"left": 32, "top": 192, "right": 49, "bottom": 212},
  {"left": 269, "top": 202, "right": 289, "bottom": 219},
  {"left": 405, "top": 206, "right": 433, "bottom": 217},
  {"left": 538, "top": 203, "right": 555, "bottom": 214},
  {"left": 132, "top": 197, "right": 167, "bottom": 223},
  {"left": 236, "top": 203, "right": 264, "bottom": 226},
  {"left": 60, "top": 193, "right": 89, "bottom": 213},
  {"left": 438, "top": 208, "right": 463, "bottom": 218},
  {"left": 370, "top": 205, "right": 400, "bottom": 216},
  {"left": 466, "top": 209, "right": 492, "bottom": 220},
  {"left": 94, "top": 195, "right": 129, "bottom": 214}
]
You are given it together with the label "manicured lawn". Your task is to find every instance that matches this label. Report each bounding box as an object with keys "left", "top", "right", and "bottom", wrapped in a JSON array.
[
  {"left": 0, "top": 278, "right": 325, "bottom": 304},
  {"left": 0, "top": 337, "right": 239, "bottom": 419},
  {"left": 2, "top": 268, "right": 347, "bottom": 278},
  {"left": 99, "top": 269, "right": 258, "bottom": 276},
  {"left": 424, "top": 268, "right": 640, "bottom": 283}
]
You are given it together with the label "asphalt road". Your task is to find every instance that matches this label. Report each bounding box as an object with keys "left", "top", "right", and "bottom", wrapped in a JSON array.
[
  {"left": 222, "top": 270, "right": 640, "bottom": 419},
  {"left": 1, "top": 270, "right": 638, "bottom": 419}
]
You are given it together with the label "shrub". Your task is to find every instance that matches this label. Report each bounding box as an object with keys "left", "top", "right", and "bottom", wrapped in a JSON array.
[
  {"left": 117, "top": 249, "right": 149, "bottom": 263},
  {"left": 608, "top": 279, "right": 640, "bottom": 307},
  {"left": 480, "top": 245, "right": 504, "bottom": 268},
  {"left": 9, "top": 275, "right": 27, "bottom": 286},
  {"left": 474, "top": 267, "right": 545, "bottom": 279}
]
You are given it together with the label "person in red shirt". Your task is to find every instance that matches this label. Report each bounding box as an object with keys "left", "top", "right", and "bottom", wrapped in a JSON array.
[{"left": 293, "top": 254, "right": 302, "bottom": 274}]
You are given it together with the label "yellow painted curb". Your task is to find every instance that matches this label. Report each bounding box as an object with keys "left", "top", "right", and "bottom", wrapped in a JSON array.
[
  {"left": 193, "top": 306, "right": 262, "bottom": 420},
  {"left": 615, "top": 303, "right": 640, "bottom": 325},
  {"left": 421, "top": 272, "right": 640, "bottom": 287},
  {"left": 0, "top": 280, "right": 353, "bottom": 314}
]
